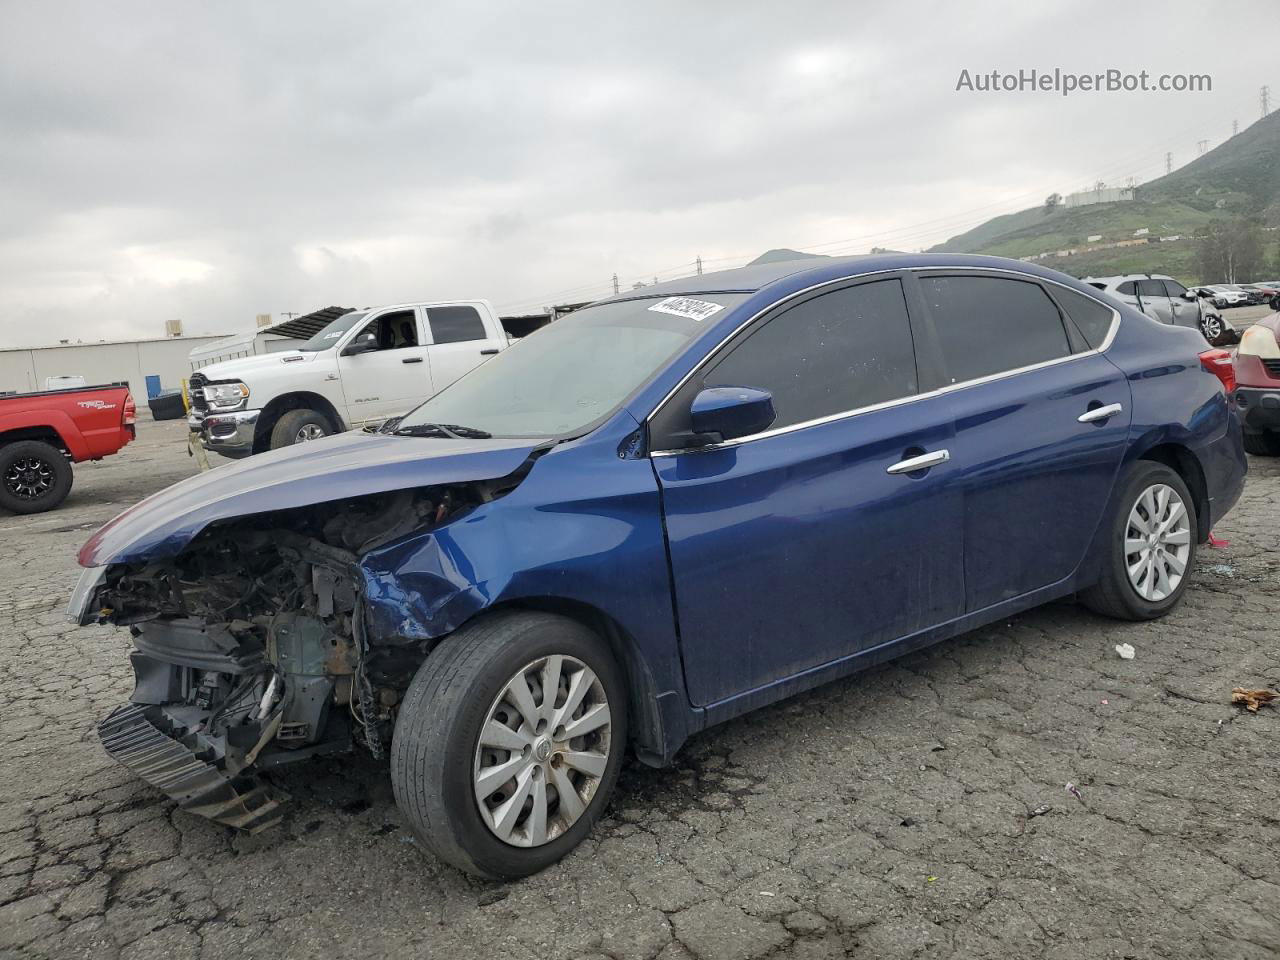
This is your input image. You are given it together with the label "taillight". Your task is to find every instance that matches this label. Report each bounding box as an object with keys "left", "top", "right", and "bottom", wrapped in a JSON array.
[
  {"left": 122, "top": 394, "right": 136, "bottom": 426},
  {"left": 1199, "top": 349, "right": 1236, "bottom": 394}
]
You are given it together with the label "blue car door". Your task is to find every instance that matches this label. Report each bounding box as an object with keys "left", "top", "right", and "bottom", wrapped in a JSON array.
[
  {"left": 649, "top": 277, "right": 965, "bottom": 707},
  {"left": 909, "top": 273, "right": 1132, "bottom": 611}
]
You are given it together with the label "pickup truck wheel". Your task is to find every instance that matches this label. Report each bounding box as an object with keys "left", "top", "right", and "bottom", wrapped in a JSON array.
[
  {"left": 269, "top": 409, "right": 332, "bottom": 449},
  {"left": 391, "top": 611, "right": 627, "bottom": 879},
  {"left": 0, "top": 440, "right": 74, "bottom": 514},
  {"left": 1080, "top": 462, "right": 1196, "bottom": 621}
]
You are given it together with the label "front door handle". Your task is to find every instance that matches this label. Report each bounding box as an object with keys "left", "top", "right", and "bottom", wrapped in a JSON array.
[
  {"left": 402, "top": 356, "right": 424, "bottom": 364},
  {"left": 480, "top": 348, "right": 500, "bottom": 355},
  {"left": 1078, "top": 402, "right": 1123, "bottom": 423},
  {"left": 886, "top": 449, "right": 950, "bottom": 475}
]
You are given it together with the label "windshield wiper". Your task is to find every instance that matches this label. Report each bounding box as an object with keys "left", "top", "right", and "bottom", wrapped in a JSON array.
[{"left": 392, "top": 422, "right": 492, "bottom": 440}]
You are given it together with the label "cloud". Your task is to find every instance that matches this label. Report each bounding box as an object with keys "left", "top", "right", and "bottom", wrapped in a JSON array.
[{"left": 0, "top": 0, "right": 1271, "bottom": 345}]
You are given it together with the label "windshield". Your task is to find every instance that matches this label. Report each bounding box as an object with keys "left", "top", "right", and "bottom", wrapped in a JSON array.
[
  {"left": 396, "top": 294, "right": 746, "bottom": 438},
  {"left": 297, "top": 311, "right": 369, "bottom": 351}
]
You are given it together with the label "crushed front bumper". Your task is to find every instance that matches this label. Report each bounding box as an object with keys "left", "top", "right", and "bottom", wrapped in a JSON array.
[
  {"left": 188, "top": 408, "right": 260, "bottom": 458},
  {"left": 98, "top": 703, "right": 286, "bottom": 832}
]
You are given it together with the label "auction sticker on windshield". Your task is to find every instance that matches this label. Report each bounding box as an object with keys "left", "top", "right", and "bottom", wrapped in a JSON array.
[{"left": 648, "top": 297, "right": 725, "bottom": 322}]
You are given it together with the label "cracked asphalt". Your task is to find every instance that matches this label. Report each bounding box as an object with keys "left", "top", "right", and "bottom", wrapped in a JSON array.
[{"left": 2, "top": 418, "right": 1278, "bottom": 960}]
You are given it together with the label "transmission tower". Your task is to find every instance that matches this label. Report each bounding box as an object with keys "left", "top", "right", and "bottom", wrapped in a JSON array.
[
  {"left": 1264, "top": 85, "right": 1271, "bottom": 118},
  {"left": 1197, "top": 139, "right": 1208, "bottom": 156},
  {"left": 1165, "top": 152, "right": 1172, "bottom": 174}
]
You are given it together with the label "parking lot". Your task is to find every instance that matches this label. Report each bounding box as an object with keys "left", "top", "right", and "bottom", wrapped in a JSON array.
[{"left": 2, "top": 402, "right": 1279, "bottom": 959}]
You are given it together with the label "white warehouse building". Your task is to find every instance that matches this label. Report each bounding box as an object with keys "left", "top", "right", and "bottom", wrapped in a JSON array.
[{"left": 0, "top": 334, "right": 231, "bottom": 402}]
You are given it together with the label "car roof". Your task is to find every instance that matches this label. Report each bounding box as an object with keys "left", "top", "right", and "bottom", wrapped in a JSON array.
[
  {"left": 1082, "top": 274, "right": 1172, "bottom": 284},
  {"left": 593, "top": 252, "right": 1110, "bottom": 305}
]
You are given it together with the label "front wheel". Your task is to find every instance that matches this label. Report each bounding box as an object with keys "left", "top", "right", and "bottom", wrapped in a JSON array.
[
  {"left": 391, "top": 611, "right": 627, "bottom": 878},
  {"left": 1200, "top": 314, "right": 1225, "bottom": 344},
  {"left": 1080, "top": 462, "right": 1197, "bottom": 621},
  {"left": 269, "top": 409, "right": 333, "bottom": 449},
  {"left": 0, "top": 440, "right": 74, "bottom": 514}
]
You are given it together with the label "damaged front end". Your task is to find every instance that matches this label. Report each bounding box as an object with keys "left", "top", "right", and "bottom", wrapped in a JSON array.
[{"left": 82, "top": 486, "right": 482, "bottom": 832}]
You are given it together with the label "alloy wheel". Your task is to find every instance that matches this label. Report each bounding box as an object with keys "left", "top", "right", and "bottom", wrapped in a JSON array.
[
  {"left": 1203, "top": 316, "right": 1223, "bottom": 340},
  {"left": 1124, "top": 483, "right": 1191, "bottom": 601},
  {"left": 4, "top": 456, "right": 55, "bottom": 500},
  {"left": 296, "top": 424, "right": 327, "bottom": 442},
  {"left": 473, "top": 655, "right": 612, "bottom": 847}
]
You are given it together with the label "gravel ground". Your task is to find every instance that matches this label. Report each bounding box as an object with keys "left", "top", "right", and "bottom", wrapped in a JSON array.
[{"left": 1, "top": 417, "right": 1278, "bottom": 960}]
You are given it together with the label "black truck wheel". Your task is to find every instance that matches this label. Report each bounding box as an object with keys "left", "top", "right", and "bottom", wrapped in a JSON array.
[
  {"left": 269, "top": 409, "right": 333, "bottom": 449},
  {"left": 391, "top": 611, "right": 627, "bottom": 878},
  {"left": 0, "top": 440, "right": 74, "bottom": 514}
]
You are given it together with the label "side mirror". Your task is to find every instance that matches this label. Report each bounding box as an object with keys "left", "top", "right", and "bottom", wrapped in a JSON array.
[
  {"left": 1181, "top": 290, "right": 1197, "bottom": 300},
  {"left": 342, "top": 334, "right": 378, "bottom": 356},
  {"left": 690, "top": 386, "right": 776, "bottom": 443}
]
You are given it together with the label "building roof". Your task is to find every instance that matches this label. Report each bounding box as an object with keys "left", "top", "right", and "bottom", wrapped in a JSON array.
[
  {"left": 262, "top": 306, "right": 355, "bottom": 341},
  {"left": 0, "top": 334, "right": 233, "bottom": 355}
]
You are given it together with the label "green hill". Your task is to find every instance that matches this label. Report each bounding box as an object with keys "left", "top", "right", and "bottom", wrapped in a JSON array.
[{"left": 928, "top": 111, "right": 1280, "bottom": 280}]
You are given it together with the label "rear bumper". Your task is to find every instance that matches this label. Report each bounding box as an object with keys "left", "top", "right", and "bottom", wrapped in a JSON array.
[
  {"left": 1234, "top": 386, "right": 1280, "bottom": 432},
  {"left": 188, "top": 408, "right": 260, "bottom": 458}
]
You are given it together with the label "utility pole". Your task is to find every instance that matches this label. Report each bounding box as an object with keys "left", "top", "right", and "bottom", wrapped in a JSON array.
[
  {"left": 1232, "top": 119, "right": 1239, "bottom": 136},
  {"left": 1165, "top": 152, "right": 1172, "bottom": 174},
  {"left": 1197, "top": 139, "right": 1208, "bottom": 156},
  {"left": 1263, "top": 85, "right": 1271, "bottom": 118},
  {"left": 695, "top": 256, "right": 703, "bottom": 276},
  {"left": 611, "top": 273, "right": 619, "bottom": 295},
  {"left": 281, "top": 311, "right": 299, "bottom": 320}
]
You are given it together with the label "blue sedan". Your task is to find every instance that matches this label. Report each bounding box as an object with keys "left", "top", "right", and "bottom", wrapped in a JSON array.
[{"left": 73, "top": 253, "right": 1246, "bottom": 878}]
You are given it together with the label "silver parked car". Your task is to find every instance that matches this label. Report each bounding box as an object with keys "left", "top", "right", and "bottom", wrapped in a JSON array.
[{"left": 1084, "top": 274, "right": 1234, "bottom": 345}]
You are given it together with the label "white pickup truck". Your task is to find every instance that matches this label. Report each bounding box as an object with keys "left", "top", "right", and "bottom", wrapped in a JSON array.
[{"left": 188, "top": 300, "right": 508, "bottom": 458}]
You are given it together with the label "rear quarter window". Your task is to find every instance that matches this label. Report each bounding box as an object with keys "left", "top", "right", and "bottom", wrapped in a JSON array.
[{"left": 1049, "top": 286, "right": 1117, "bottom": 350}]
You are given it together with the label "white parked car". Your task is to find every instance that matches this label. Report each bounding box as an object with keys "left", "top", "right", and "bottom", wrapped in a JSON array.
[
  {"left": 189, "top": 300, "right": 509, "bottom": 458},
  {"left": 1190, "top": 285, "right": 1252, "bottom": 308},
  {"left": 1083, "top": 274, "right": 1232, "bottom": 345}
]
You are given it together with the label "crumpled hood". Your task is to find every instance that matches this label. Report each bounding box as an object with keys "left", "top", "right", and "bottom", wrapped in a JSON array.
[{"left": 79, "top": 429, "right": 549, "bottom": 566}]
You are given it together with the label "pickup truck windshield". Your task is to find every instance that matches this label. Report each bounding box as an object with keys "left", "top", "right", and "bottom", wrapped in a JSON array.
[
  {"left": 396, "top": 294, "right": 746, "bottom": 438},
  {"left": 297, "top": 311, "right": 369, "bottom": 351}
]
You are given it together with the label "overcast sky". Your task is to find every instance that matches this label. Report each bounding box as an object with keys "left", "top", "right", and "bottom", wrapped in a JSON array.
[{"left": 0, "top": 0, "right": 1273, "bottom": 346}]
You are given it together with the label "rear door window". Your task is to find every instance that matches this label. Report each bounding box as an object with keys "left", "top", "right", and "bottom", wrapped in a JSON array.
[
  {"left": 1116, "top": 281, "right": 1138, "bottom": 296},
  {"left": 919, "top": 276, "right": 1071, "bottom": 384},
  {"left": 427, "top": 305, "right": 487, "bottom": 344}
]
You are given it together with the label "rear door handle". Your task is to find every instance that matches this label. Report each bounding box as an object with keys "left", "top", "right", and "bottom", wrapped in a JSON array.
[
  {"left": 480, "top": 348, "right": 500, "bottom": 355},
  {"left": 401, "top": 356, "right": 424, "bottom": 364},
  {"left": 1078, "top": 402, "right": 1123, "bottom": 423},
  {"left": 886, "top": 449, "right": 950, "bottom": 475}
]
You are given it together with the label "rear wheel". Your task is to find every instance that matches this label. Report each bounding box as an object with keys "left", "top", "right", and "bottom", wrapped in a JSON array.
[
  {"left": 391, "top": 611, "right": 627, "bottom": 878},
  {"left": 0, "top": 440, "right": 74, "bottom": 514},
  {"left": 1081, "top": 462, "right": 1197, "bottom": 621},
  {"left": 1243, "top": 430, "right": 1280, "bottom": 457},
  {"left": 269, "top": 409, "right": 332, "bottom": 449}
]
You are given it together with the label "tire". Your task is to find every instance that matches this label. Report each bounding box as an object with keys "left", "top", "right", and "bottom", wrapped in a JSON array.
[
  {"left": 1243, "top": 431, "right": 1280, "bottom": 457},
  {"left": 1200, "top": 314, "right": 1225, "bottom": 344},
  {"left": 391, "top": 611, "right": 628, "bottom": 879},
  {"left": 0, "top": 440, "right": 74, "bottom": 515},
  {"left": 269, "top": 409, "right": 332, "bottom": 449},
  {"left": 1080, "top": 461, "right": 1197, "bottom": 621}
]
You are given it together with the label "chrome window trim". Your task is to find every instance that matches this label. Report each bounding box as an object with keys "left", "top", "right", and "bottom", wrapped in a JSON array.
[{"left": 647, "top": 266, "right": 1122, "bottom": 458}]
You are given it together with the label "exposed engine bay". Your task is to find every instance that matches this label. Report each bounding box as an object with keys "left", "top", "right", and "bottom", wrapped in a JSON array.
[{"left": 90, "top": 485, "right": 483, "bottom": 831}]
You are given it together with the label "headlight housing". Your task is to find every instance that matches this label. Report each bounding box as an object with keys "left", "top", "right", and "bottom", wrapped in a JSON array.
[{"left": 202, "top": 381, "right": 250, "bottom": 411}]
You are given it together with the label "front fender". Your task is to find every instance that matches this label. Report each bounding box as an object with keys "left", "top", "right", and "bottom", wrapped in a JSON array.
[{"left": 356, "top": 415, "right": 696, "bottom": 762}]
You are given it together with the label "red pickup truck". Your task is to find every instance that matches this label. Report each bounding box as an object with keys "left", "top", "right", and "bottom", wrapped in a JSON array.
[{"left": 0, "top": 383, "right": 136, "bottom": 514}]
